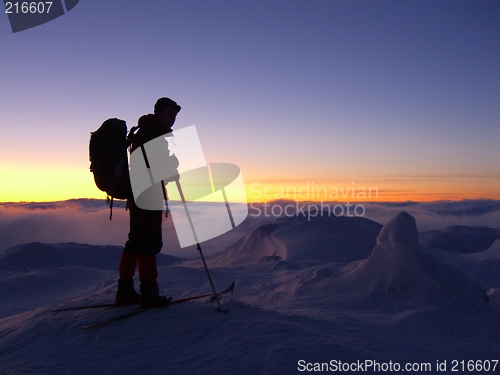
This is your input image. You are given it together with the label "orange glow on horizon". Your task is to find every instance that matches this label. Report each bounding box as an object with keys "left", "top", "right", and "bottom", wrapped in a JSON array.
[
  {"left": 244, "top": 178, "right": 500, "bottom": 203},
  {"left": 1, "top": 169, "right": 499, "bottom": 203},
  {"left": 1, "top": 167, "right": 104, "bottom": 202}
]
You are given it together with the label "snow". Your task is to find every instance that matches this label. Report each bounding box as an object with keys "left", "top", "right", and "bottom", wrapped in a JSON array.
[
  {"left": 217, "top": 214, "right": 382, "bottom": 267},
  {"left": 462, "top": 239, "right": 500, "bottom": 261},
  {"left": 1, "top": 211, "right": 500, "bottom": 374},
  {"left": 419, "top": 225, "right": 500, "bottom": 254}
]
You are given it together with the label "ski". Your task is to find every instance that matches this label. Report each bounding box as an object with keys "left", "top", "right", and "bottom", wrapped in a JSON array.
[
  {"left": 81, "top": 308, "right": 145, "bottom": 329},
  {"left": 53, "top": 281, "right": 235, "bottom": 312},
  {"left": 81, "top": 281, "right": 235, "bottom": 329},
  {"left": 52, "top": 302, "right": 134, "bottom": 312}
]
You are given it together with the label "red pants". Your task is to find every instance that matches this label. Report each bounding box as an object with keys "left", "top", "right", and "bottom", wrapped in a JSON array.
[
  {"left": 118, "top": 250, "right": 158, "bottom": 284},
  {"left": 119, "top": 198, "right": 163, "bottom": 284}
]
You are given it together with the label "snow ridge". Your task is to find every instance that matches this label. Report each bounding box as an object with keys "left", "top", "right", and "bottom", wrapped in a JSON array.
[
  {"left": 217, "top": 212, "right": 382, "bottom": 266},
  {"left": 295, "top": 212, "right": 488, "bottom": 310}
]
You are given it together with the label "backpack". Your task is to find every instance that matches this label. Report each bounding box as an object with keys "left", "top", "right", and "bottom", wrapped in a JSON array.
[{"left": 89, "top": 118, "right": 135, "bottom": 219}]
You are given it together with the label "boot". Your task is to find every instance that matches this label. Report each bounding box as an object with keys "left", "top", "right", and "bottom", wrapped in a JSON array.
[
  {"left": 115, "top": 278, "right": 140, "bottom": 305},
  {"left": 140, "top": 282, "right": 171, "bottom": 309}
]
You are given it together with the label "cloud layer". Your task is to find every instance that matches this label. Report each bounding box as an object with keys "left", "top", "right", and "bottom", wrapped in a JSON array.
[{"left": 1, "top": 199, "right": 499, "bottom": 258}]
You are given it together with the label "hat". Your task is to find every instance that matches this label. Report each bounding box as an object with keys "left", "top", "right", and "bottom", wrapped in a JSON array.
[{"left": 154, "top": 97, "right": 181, "bottom": 115}]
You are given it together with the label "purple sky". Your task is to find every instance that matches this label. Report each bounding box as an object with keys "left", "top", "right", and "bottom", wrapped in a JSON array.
[{"left": 0, "top": 1, "right": 499, "bottom": 201}]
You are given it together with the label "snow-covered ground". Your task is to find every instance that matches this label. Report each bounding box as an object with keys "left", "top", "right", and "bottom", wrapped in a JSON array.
[{"left": 1, "top": 209, "right": 500, "bottom": 374}]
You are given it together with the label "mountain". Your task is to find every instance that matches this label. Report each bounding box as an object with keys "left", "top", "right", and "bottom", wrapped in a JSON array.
[
  {"left": 294, "top": 212, "right": 489, "bottom": 310},
  {"left": 419, "top": 225, "right": 500, "bottom": 254},
  {"left": 0, "top": 242, "right": 180, "bottom": 271},
  {"left": 462, "top": 239, "right": 500, "bottom": 261},
  {"left": 217, "top": 212, "right": 382, "bottom": 267},
  {"left": 454, "top": 239, "right": 500, "bottom": 291}
]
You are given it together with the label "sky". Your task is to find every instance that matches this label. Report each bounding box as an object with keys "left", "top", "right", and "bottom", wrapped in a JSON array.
[{"left": 1, "top": 0, "right": 499, "bottom": 203}]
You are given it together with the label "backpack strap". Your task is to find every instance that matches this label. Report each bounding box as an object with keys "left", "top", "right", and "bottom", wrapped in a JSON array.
[
  {"left": 106, "top": 195, "right": 114, "bottom": 220},
  {"left": 126, "top": 125, "right": 140, "bottom": 148}
]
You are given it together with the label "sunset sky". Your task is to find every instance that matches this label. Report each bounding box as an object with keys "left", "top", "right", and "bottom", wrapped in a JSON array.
[{"left": 1, "top": 1, "right": 499, "bottom": 203}]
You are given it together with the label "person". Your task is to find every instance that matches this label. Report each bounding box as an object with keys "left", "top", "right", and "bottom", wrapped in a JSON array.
[{"left": 115, "top": 97, "right": 181, "bottom": 309}]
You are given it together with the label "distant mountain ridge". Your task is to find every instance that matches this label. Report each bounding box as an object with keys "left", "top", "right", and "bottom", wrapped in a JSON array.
[
  {"left": 0, "top": 242, "right": 181, "bottom": 271},
  {"left": 420, "top": 225, "right": 500, "bottom": 254}
]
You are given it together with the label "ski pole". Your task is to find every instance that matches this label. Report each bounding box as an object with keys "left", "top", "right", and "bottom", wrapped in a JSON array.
[
  {"left": 174, "top": 179, "right": 228, "bottom": 313},
  {"left": 220, "top": 187, "right": 236, "bottom": 229}
]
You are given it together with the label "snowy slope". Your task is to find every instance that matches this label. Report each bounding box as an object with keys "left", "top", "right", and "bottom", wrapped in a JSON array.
[
  {"left": 0, "top": 242, "right": 180, "bottom": 270},
  {"left": 292, "top": 212, "right": 488, "bottom": 311},
  {"left": 1, "top": 213, "right": 500, "bottom": 374},
  {"left": 420, "top": 225, "right": 500, "bottom": 254},
  {"left": 0, "top": 243, "right": 180, "bottom": 320},
  {"left": 411, "top": 239, "right": 500, "bottom": 292},
  {"left": 462, "top": 239, "right": 500, "bottom": 261},
  {"left": 217, "top": 213, "right": 382, "bottom": 267},
  {"left": 450, "top": 240, "right": 500, "bottom": 294}
]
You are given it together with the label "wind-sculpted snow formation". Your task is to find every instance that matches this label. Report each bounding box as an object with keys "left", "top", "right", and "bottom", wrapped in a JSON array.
[
  {"left": 295, "top": 212, "right": 489, "bottom": 309},
  {"left": 217, "top": 213, "right": 382, "bottom": 266}
]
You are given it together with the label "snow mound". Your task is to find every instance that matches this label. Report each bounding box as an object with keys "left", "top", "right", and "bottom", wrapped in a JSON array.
[
  {"left": 420, "top": 225, "right": 500, "bottom": 254},
  {"left": 297, "top": 212, "right": 488, "bottom": 309},
  {"left": 462, "top": 239, "right": 500, "bottom": 261},
  {"left": 0, "top": 242, "right": 180, "bottom": 271},
  {"left": 217, "top": 213, "right": 382, "bottom": 267}
]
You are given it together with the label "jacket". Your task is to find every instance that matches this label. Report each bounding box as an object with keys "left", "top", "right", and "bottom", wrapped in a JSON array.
[{"left": 130, "top": 114, "right": 173, "bottom": 152}]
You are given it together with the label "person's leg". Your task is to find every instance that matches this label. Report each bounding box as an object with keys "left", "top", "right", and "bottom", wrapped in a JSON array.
[
  {"left": 137, "top": 253, "right": 168, "bottom": 308},
  {"left": 116, "top": 250, "right": 141, "bottom": 304},
  {"left": 137, "top": 208, "right": 169, "bottom": 308},
  {"left": 118, "top": 250, "right": 138, "bottom": 279},
  {"left": 115, "top": 199, "right": 141, "bottom": 304},
  {"left": 137, "top": 253, "right": 157, "bottom": 284}
]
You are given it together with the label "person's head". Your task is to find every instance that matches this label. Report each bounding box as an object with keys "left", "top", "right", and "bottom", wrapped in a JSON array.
[{"left": 154, "top": 97, "right": 181, "bottom": 128}]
